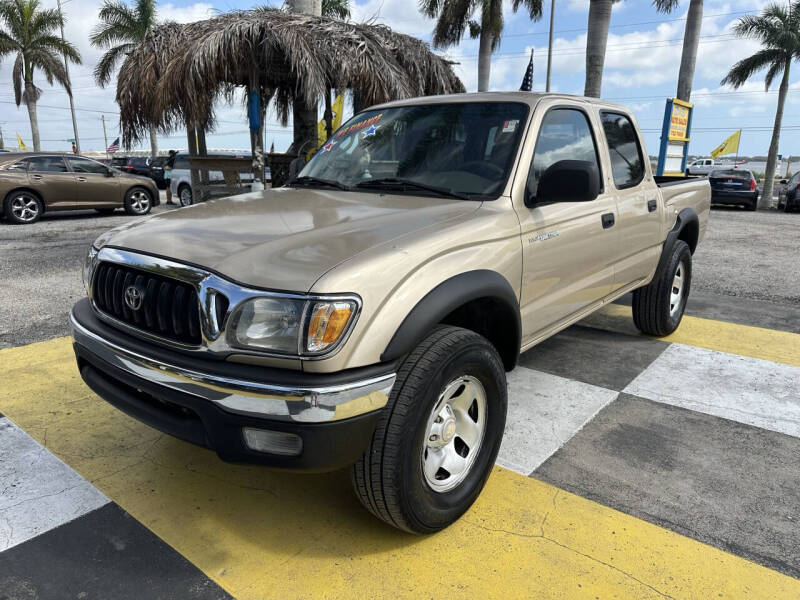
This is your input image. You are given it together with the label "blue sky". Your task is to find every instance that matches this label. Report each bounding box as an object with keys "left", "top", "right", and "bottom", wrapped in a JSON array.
[{"left": 1, "top": 0, "right": 798, "bottom": 158}]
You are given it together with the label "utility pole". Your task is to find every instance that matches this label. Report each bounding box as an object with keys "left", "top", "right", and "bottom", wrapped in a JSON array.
[
  {"left": 57, "top": 0, "right": 80, "bottom": 154},
  {"left": 101, "top": 115, "right": 109, "bottom": 159},
  {"left": 0, "top": 124, "right": 5, "bottom": 150},
  {"left": 546, "top": 0, "right": 555, "bottom": 92}
]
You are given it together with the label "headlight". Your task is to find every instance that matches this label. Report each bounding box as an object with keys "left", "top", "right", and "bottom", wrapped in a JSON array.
[
  {"left": 226, "top": 296, "right": 359, "bottom": 356},
  {"left": 83, "top": 246, "right": 99, "bottom": 294}
]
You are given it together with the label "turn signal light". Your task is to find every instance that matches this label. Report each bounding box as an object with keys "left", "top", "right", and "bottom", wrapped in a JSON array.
[
  {"left": 306, "top": 301, "right": 354, "bottom": 353},
  {"left": 750, "top": 178, "right": 756, "bottom": 191}
]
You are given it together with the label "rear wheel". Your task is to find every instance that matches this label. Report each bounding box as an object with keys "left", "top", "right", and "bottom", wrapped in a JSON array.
[
  {"left": 123, "top": 187, "right": 152, "bottom": 216},
  {"left": 351, "top": 326, "right": 507, "bottom": 534},
  {"left": 632, "top": 240, "right": 692, "bottom": 337},
  {"left": 4, "top": 191, "right": 43, "bottom": 224},
  {"left": 178, "top": 184, "right": 193, "bottom": 206}
]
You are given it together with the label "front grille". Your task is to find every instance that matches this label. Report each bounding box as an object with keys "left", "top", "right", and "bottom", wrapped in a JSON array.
[{"left": 92, "top": 262, "right": 202, "bottom": 345}]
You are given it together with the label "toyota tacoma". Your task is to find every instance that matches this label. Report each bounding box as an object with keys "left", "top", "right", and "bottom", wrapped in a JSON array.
[{"left": 71, "top": 93, "right": 710, "bottom": 533}]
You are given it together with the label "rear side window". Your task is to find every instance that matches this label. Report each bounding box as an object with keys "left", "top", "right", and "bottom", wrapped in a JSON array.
[
  {"left": 601, "top": 112, "right": 644, "bottom": 189},
  {"left": 67, "top": 157, "right": 108, "bottom": 174},
  {"left": 26, "top": 156, "right": 68, "bottom": 172},
  {"left": 173, "top": 156, "right": 190, "bottom": 169},
  {"left": 527, "top": 108, "right": 601, "bottom": 200}
]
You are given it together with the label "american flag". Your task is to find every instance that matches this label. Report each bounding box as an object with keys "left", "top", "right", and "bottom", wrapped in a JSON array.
[
  {"left": 520, "top": 49, "right": 534, "bottom": 92},
  {"left": 107, "top": 137, "right": 120, "bottom": 154}
]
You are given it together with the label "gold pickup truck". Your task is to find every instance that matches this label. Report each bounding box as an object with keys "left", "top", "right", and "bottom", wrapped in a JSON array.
[{"left": 71, "top": 92, "right": 710, "bottom": 533}]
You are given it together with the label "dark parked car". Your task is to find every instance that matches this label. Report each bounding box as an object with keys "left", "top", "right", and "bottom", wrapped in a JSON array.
[
  {"left": 709, "top": 168, "right": 758, "bottom": 211},
  {"left": 111, "top": 156, "right": 152, "bottom": 178},
  {"left": 778, "top": 172, "right": 799, "bottom": 213},
  {"left": 1, "top": 153, "right": 159, "bottom": 224}
]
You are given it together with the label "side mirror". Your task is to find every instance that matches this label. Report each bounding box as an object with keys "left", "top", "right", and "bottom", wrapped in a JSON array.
[
  {"left": 527, "top": 160, "right": 600, "bottom": 207},
  {"left": 105, "top": 168, "right": 115, "bottom": 177},
  {"left": 779, "top": 179, "right": 788, "bottom": 185}
]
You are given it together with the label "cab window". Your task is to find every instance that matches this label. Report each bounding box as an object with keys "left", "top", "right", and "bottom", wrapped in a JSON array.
[
  {"left": 527, "top": 108, "right": 601, "bottom": 201},
  {"left": 26, "top": 156, "right": 69, "bottom": 172},
  {"left": 67, "top": 157, "right": 109, "bottom": 175},
  {"left": 600, "top": 111, "right": 644, "bottom": 189}
]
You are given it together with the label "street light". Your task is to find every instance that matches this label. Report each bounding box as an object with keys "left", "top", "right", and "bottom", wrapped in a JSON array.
[{"left": 56, "top": 0, "right": 80, "bottom": 154}]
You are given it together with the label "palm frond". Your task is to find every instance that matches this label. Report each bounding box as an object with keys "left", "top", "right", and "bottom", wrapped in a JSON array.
[
  {"left": 652, "top": 0, "right": 679, "bottom": 13},
  {"left": 763, "top": 58, "right": 784, "bottom": 91},
  {"left": 511, "top": 0, "right": 543, "bottom": 20},
  {"left": 94, "top": 41, "right": 133, "bottom": 86},
  {"left": 720, "top": 48, "right": 784, "bottom": 88},
  {"left": 12, "top": 50, "right": 23, "bottom": 104},
  {"left": 430, "top": 0, "right": 473, "bottom": 48}
]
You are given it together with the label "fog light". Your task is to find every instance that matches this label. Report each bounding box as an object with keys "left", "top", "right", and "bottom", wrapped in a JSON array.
[{"left": 242, "top": 428, "right": 303, "bottom": 456}]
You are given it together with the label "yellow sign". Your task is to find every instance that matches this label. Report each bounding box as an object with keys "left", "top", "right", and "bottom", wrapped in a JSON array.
[
  {"left": 710, "top": 130, "right": 741, "bottom": 158},
  {"left": 317, "top": 94, "right": 344, "bottom": 146},
  {"left": 668, "top": 98, "right": 692, "bottom": 142},
  {"left": 16, "top": 133, "right": 26, "bottom": 150}
]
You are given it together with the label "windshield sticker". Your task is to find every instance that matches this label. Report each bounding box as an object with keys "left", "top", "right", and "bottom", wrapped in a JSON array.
[
  {"left": 363, "top": 124, "right": 378, "bottom": 137},
  {"left": 502, "top": 119, "right": 519, "bottom": 133},
  {"left": 336, "top": 113, "right": 383, "bottom": 138},
  {"left": 321, "top": 139, "right": 337, "bottom": 152}
]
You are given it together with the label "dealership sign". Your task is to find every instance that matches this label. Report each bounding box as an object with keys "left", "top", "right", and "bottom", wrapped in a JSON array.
[{"left": 656, "top": 98, "right": 694, "bottom": 177}]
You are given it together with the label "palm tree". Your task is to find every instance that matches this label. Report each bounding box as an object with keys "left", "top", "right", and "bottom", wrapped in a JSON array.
[
  {"left": 420, "top": 0, "right": 543, "bottom": 92},
  {"left": 91, "top": 0, "right": 159, "bottom": 156},
  {"left": 722, "top": 2, "right": 800, "bottom": 210},
  {"left": 322, "top": 0, "right": 350, "bottom": 19},
  {"left": 584, "top": 0, "right": 687, "bottom": 98},
  {"left": 0, "top": 0, "right": 81, "bottom": 151}
]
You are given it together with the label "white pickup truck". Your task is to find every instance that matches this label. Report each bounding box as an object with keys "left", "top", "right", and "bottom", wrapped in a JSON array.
[{"left": 73, "top": 92, "right": 710, "bottom": 533}]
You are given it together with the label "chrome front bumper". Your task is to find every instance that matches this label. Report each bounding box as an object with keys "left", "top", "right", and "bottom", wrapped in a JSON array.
[{"left": 70, "top": 309, "right": 395, "bottom": 424}]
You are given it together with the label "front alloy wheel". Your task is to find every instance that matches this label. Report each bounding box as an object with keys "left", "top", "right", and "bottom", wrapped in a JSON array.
[
  {"left": 5, "top": 192, "right": 42, "bottom": 224},
  {"left": 351, "top": 325, "right": 507, "bottom": 534},
  {"left": 124, "top": 188, "right": 152, "bottom": 215}
]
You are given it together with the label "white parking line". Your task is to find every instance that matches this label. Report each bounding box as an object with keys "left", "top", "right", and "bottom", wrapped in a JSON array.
[
  {"left": 497, "top": 367, "right": 619, "bottom": 475},
  {"left": 0, "top": 417, "right": 109, "bottom": 551},
  {"left": 624, "top": 344, "right": 800, "bottom": 438}
]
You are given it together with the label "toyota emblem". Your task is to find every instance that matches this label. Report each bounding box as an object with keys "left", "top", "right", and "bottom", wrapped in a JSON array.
[{"left": 124, "top": 285, "right": 144, "bottom": 311}]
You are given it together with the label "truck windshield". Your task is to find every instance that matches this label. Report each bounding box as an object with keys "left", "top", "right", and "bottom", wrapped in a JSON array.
[{"left": 296, "top": 102, "right": 529, "bottom": 200}]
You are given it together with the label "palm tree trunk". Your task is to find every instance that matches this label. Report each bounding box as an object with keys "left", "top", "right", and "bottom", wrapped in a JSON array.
[
  {"left": 149, "top": 124, "right": 158, "bottom": 157},
  {"left": 25, "top": 82, "right": 41, "bottom": 152},
  {"left": 676, "top": 0, "right": 702, "bottom": 101},
  {"left": 477, "top": 26, "right": 493, "bottom": 92},
  {"left": 584, "top": 0, "right": 613, "bottom": 98},
  {"left": 760, "top": 58, "right": 791, "bottom": 210},
  {"left": 288, "top": 0, "right": 321, "bottom": 155}
]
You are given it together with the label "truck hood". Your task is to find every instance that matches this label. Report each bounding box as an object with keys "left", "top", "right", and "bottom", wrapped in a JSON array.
[{"left": 99, "top": 187, "right": 480, "bottom": 292}]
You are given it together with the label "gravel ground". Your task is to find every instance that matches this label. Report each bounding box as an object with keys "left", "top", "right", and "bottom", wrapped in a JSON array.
[
  {"left": 0, "top": 200, "right": 798, "bottom": 348},
  {"left": 693, "top": 206, "right": 800, "bottom": 305}
]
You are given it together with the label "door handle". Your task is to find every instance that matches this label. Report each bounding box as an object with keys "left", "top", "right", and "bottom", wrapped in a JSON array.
[
  {"left": 31, "top": 174, "right": 43, "bottom": 180},
  {"left": 76, "top": 176, "right": 87, "bottom": 182},
  {"left": 601, "top": 213, "right": 615, "bottom": 229},
  {"left": 647, "top": 198, "right": 658, "bottom": 212}
]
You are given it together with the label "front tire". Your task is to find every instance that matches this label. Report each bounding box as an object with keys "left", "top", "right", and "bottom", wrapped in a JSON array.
[
  {"left": 4, "top": 191, "right": 43, "bottom": 224},
  {"left": 632, "top": 240, "right": 692, "bottom": 337},
  {"left": 351, "top": 326, "right": 507, "bottom": 534},
  {"left": 123, "top": 187, "right": 152, "bottom": 216}
]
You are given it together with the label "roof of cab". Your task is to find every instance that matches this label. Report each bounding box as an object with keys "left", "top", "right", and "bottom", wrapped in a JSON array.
[{"left": 368, "top": 91, "right": 633, "bottom": 112}]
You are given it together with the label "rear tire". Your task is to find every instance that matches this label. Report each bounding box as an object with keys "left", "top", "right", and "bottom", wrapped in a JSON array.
[
  {"left": 746, "top": 196, "right": 757, "bottom": 211},
  {"left": 123, "top": 187, "right": 152, "bottom": 216},
  {"left": 632, "top": 240, "right": 692, "bottom": 337},
  {"left": 351, "top": 325, "right": 507, "bottom": 534},
  {"left": 4, "top": 190, "right": 43, "bottom": 224}
]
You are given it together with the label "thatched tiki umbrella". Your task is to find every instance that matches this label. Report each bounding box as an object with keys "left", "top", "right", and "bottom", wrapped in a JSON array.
[{"left": 115, "top": 8, "right": 463, "bottom": 191}]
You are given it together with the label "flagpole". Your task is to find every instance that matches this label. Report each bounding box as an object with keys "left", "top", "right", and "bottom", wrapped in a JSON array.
[
  {"left": 546, "top": 0, "right": 555, "bottom": 92},
  {"left": 101, "top": 115, "right": 109, "bottom": 160}
]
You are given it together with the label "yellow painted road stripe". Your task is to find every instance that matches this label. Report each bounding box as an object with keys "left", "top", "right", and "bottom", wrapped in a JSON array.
[
  {"left": 583, "top": 303, "right": 800, "bottom": 367},
  {"left": 2, "top": 337, "right": 799, "bottom": 599}
]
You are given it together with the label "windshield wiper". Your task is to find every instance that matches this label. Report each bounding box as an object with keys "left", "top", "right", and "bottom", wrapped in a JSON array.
[
  {"left": 355, "top": 178, "right": 471, "bottom": 200},
  {"left": 288, "top": 176, "right": 352, "bottom": 191}
]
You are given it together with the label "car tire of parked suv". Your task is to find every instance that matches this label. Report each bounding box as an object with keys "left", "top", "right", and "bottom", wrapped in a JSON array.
[
  {"left": 178, "top": 184, "right": 193, "bottom": 206},
  {"left": 746, "top": 197, "right": 757, "bottom": 211},
  {"left": 632, "top": 240, "right": 692, "bottom": 337},
  {"left": 351, "top": 325, "right": 507, "bottom": 534},
  {"left": 4, "top": 190, "right": 43, "bottom": 224},
  {"left": 123, "top": 187, "right": 153, "bottom": 216}
]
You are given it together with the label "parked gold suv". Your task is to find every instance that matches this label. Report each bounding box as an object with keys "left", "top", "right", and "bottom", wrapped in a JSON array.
[{"left": 0, "top": 153, "right": 159, "bottom": 224}]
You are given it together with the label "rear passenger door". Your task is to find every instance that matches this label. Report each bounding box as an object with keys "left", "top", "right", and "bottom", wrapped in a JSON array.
[
  {"left": 517, "top": 103, "right": 618, "bottom": 344},
  {"left": 66, "top": 156, "right": 119, "bottom": 208},
  {"left": 24, "top": 156, "right": 76, "bottom": 210},
  {"left": 599, "top": 111, "right": 662, "bottom": 290}
]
